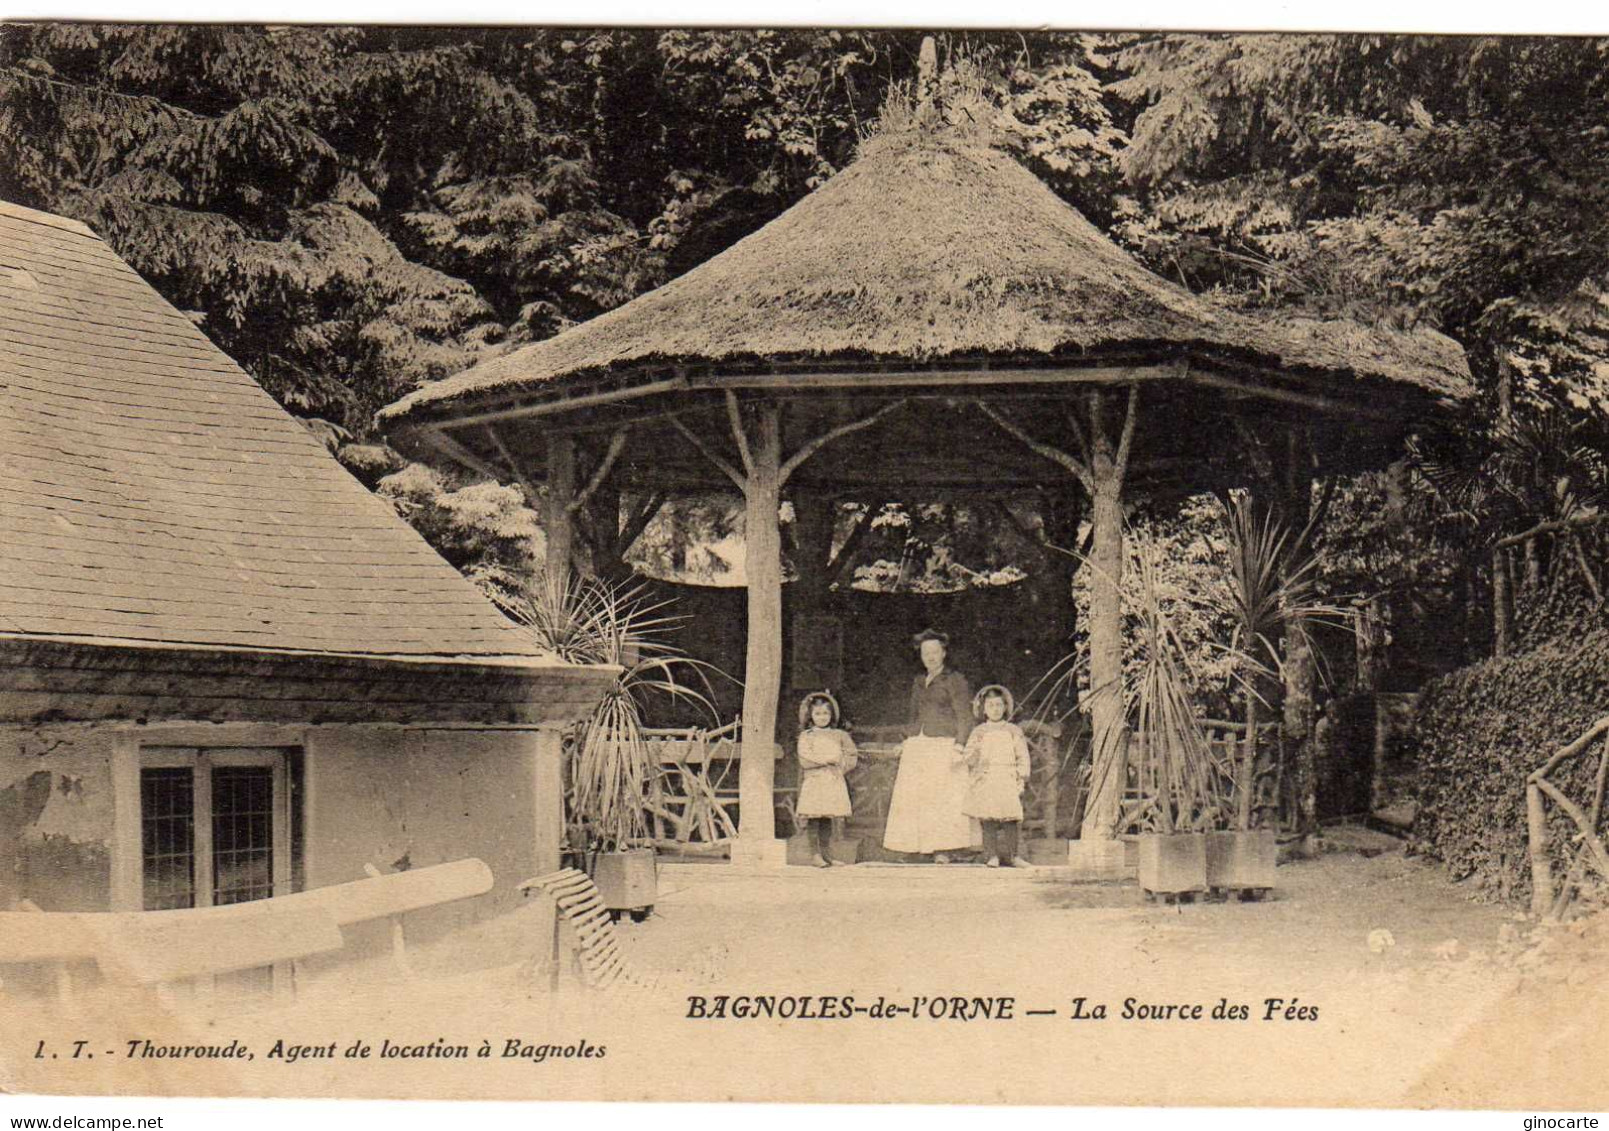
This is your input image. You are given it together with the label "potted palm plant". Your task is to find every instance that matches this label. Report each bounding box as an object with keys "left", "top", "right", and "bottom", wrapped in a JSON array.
[
  {"left": 1207, "top": 495, "right": 1350, "bottom": 897},
  {"left": 1126, "top": 535, "right": 1223, "bottom": 900},
  {"left": 512, "top": 571, "right": 716, "bottom": 919}
]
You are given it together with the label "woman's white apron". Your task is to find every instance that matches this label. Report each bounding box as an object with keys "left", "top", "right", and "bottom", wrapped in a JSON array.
[{"left": 882, "top": 734, "right": 982, "bottom": 853}]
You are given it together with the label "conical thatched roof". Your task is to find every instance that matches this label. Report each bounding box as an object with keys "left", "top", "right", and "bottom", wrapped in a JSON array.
[{"left": 381, "top": 129, "right": 1469, "bottom": 430}]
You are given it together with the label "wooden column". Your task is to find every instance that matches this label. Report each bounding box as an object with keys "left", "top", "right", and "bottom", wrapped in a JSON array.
[
  {"left": 1080, "top": 393, "right": 1134, "bottom": 842},
  {"left": 973, "top": 388, "right": 1138, "bottom": 844},
  {"left": 1492, "top": 547, "right": 1512, "bottom": 657},
  {"left": 1527, "top": 780, "right": 1553, "bottom": 918},
  {"left": 671, "top": 393, "right": 906, "bottom": 864},
  {"left": 739, "top": 403, "right": 784, "bottom": 846},
  {"left": 1276, "top": 436, "right": 1320, "bottom": 840},
  {"left": 544, "top": 434, "right": 576, "bottom": 583}
]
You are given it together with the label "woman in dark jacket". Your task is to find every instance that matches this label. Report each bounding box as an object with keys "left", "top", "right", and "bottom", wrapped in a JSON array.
[{"left": 881, "top": 629, "right": 982, "bottom": 862}]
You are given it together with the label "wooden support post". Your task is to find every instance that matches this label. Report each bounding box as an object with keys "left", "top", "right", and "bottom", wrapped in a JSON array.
[
  {"left": 1080, "top": 388, "right": 1139, "bottom": 842},
  {"left": 1527, "top": 781, "right": 1554, "bottom": 918},
  {"left": 1285, "top": 616, "right": 1319, "bottom": 836},
  {"left": 738, "top": 402, "right": 784, "bottom": 850},
  {"left": 1082, "top": 467, "right": 1127, "bottom": 839},
  {"left": 544, "top": 434, "right": 577, "bottom": 583},
  {"left": 970, "top": 389, "right": 1137, "bottom": 843},
  {"left": 1237, "top": 688, "right": 1260, "bottom": 831},
  {"left": 670, "top": 394, "right": 905, "bottom": 865},
  {"left": 1492, "top": 547, "right": 1511, "bottom": 657},
  {"left": 363, "top": 864, "right": 412, "bottom": 977}
]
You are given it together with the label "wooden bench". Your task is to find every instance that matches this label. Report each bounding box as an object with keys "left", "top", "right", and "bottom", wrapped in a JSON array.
[
  {"left": 0, "top": 857, "right": 494, "bottom": 1004},
  {"left": 519, "top": 868, "right": 658, "bottom": 992}
]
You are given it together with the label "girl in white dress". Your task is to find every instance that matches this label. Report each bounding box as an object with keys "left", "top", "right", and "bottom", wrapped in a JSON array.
[
  {"left": 962, "top": 685, "right": 1033, "bottom": 868},
  {"left": 795, "top": 691, "right": 858, "bottom": 868}
]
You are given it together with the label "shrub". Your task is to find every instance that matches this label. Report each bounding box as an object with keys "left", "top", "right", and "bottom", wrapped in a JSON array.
[{"left": 1410, "top": 625, "right": 1609, "bottom": 903}]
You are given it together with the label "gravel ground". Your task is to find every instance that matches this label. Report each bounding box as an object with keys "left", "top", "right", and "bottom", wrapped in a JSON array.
[{"left": 10, "top": 843, "right": 1601, "bottom": 1108}]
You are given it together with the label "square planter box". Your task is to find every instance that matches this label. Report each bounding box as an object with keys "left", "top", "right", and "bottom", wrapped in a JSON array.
[
  {"left": 1137, "top": 832, "right": 1208, "bottom": 895},
  {"left": 1205, "top": 829, "right": 1277, "bottom": 893},
  {"left": 591, "top": 848, "right": 657, "bottom": 912}
]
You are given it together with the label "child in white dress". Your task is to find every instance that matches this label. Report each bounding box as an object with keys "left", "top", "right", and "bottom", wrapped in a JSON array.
[
  {"left": 795, "top": 691, "right": 858, "bottom": 868},
  {"left": 962, "top": 685, "right": 1032, "bottom": 868}
]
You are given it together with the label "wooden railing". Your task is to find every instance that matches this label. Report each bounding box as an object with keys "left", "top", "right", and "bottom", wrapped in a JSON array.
[
  {"left": 643, "top": 720, "right": 748, "bottom": 851},
  {"left": 1526, "top": 717, "right": 1609, "bottom": 918}
]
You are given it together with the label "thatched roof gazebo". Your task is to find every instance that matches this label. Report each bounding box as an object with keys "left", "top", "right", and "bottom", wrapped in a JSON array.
[{"left": 380, "top": 94, "right": 1471, "bottom": 867}]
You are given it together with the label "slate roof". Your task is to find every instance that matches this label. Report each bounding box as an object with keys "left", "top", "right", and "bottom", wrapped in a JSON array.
[{"left": 0, "top": 198, "right": 550, "bottom": 664}]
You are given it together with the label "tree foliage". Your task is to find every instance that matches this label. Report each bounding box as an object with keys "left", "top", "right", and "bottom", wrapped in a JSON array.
[
  {"left": 1112, "top": 35, "right": 1609, "bottom": 404},
  {"left": 7, "top": 25, "right": 1609, "bottom": 665}
]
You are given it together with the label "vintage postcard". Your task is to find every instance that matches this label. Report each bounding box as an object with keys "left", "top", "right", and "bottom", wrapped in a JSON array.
[{"left": 1, "top": 19, "right": 1607, "bottom": 1115}]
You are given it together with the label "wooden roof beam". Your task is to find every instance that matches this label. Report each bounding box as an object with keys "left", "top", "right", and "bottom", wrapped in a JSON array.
[
  {"left": 413, "top": 374, "right": 689, "bottom": 432},
  {"left": 688, "top": 362, "right": 1184, "bottom": 393},
  {"left": 410, "top": 355, "right": 1403, "bottom": 458},
  {"left": 1184, "top": 367, "right": 1403, "bottom": 423},
  {"left": 422, "top": 426, "right": 507, "bottom": 482}
]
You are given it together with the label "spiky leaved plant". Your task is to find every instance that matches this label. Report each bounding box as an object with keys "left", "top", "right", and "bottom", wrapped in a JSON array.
[
  {"left": 1125, "top": 531, "right": 1223, "bottom": 834},
  {"left": 511, "top": 572, "right": 718, "bottom": 854},
  {"left": 1021, "top": 525, "right": 1224, "bottom": 836},
  {"left": 1210, "top": 495, "right": 1353, "bottom": 830}
]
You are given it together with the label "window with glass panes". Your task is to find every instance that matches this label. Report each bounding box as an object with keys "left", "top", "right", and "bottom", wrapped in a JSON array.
[{"left": 138, "top": 749, "right": 292, "bottom": 911}]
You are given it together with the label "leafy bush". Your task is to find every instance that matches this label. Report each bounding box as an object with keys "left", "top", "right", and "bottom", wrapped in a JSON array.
[{"left": 1411, "top": 625, "right": 1609, "bottom": 902}]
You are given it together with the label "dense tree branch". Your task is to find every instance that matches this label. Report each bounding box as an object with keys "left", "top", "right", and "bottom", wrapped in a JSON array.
[
  {"left": 1495, "top": 512, "right": 1609, "bottom": 549},
  {"left": 779, "top": 399, "right": 907, "bottom": 485},
  {"left": 667, "top": 413, "right": 746, "bottom": 490},
  {"left": 975, "top": 399, "right": 1093, "bottom": 492}
]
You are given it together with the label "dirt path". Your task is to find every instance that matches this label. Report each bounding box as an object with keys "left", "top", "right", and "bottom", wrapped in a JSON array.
[{"left": 11, "top": 847, "right": 1599, "bottom": 1108}]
